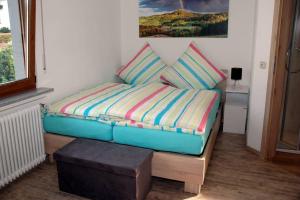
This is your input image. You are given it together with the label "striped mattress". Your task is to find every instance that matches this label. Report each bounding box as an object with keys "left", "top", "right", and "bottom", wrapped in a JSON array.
[{"left": 47, "top": 82, "right": 220, "bottom": 135}]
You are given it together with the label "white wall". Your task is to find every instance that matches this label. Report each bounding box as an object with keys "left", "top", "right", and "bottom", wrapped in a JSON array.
[
  {"left": 36, "top": 0, "right": 121, "bottom": 103},
  {"left": 120, "top": 0, "right": 257, "bottom": 86},
  {"left": 247, "top": 0, "right": 276, "bottom": 151}
]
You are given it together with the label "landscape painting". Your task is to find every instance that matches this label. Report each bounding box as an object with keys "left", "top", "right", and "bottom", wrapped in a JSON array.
[{"left": 139, "top": 0, "right": 229, "bottom": 38}]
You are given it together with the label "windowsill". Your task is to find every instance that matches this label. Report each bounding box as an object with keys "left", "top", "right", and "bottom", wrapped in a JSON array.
[{"left": 0, "top": 87, "right": 53, "bottom": 109}]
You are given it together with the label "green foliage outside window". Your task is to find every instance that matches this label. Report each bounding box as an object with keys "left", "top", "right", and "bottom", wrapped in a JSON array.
[
  {"left": 0, "top": 44, "right": 15, "bottom": 83},
  {"left": 0, "top": 27, "right": 11, "bottom": 33}
]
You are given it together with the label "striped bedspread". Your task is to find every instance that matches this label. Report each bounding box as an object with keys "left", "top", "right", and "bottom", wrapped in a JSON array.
[{"left": 48, "top": 82, "right": 220, "bottom": 135}]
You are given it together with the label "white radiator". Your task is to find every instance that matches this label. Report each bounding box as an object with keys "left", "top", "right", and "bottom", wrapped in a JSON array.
[{"left": 0, "top": 104, "right": 45, "bottom": 188}]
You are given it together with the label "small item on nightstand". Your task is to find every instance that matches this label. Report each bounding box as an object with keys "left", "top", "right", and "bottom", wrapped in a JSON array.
[{"left": 231, "top": 68, "right": 242, "bottom": 88}]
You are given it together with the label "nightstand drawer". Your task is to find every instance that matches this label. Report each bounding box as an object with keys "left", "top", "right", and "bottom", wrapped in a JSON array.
[
  {"left": 226, "top": 93, "right": 248, "bottom": 107},
  {"left": 223, "top": 104, "right": 248, "bottom": 134}
]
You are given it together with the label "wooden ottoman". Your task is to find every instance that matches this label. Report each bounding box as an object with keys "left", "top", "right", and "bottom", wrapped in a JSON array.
[{"left": 53, "top": 139, "right": 153, "bottom": 200}]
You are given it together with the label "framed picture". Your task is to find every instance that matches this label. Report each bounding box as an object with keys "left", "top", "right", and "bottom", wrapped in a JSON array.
[{"left": 139, "top": 0, "right": 229, "bottom": 38}]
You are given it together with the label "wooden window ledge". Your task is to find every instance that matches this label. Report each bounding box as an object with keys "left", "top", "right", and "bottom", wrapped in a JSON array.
[{"left": 0, "top": 88, "right": 53, "bottom": 110}]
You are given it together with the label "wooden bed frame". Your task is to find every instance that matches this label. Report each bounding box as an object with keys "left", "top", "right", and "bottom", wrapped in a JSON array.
[
  {"left": 44, "top": 104, "right": 222, "bottom": 194},
  {"left": 44, "top": 71, "right": 227, "bottom": 194}
]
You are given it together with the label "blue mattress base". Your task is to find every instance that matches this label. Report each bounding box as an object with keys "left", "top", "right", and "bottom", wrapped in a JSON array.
[
  {"left": 113, "top": 126, "right": 205, "bottom": 155},
  {"left": 43, "top": 115, "right": 113, "bottom": 141}
]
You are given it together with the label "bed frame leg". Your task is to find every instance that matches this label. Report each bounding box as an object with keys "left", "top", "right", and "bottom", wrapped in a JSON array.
[
  {"left": 48, "top": 153, "right": 55, "bottom": 163},
  {"left": 184, "top": 182, "right": 201, "bottom": 194}
]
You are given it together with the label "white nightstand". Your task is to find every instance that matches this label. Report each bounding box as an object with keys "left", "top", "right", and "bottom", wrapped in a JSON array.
[{"left": 223, "top": 85, "right": 249, "bottom": 134}]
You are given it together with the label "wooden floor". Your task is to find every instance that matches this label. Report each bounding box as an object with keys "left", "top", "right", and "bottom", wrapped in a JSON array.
[{"left": 0, "top": 133, "right": 299, "bottom": 200}]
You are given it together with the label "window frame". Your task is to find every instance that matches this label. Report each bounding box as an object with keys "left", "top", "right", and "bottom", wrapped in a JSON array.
[{"left": 0, "top": 0, "right": 36, "bottom": 97}]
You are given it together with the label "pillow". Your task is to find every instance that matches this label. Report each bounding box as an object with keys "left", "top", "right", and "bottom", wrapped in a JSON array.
[
  {"left": 160, "top": 42, "right": 226, "bottom": 89},
  {"left": 116, "top": 43, "right": 167, "bottom": 85}
]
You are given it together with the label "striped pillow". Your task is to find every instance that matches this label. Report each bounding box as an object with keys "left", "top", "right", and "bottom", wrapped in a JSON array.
[
  {"left": 161, "top": 42, "right": 227, "bottom": 89},
  {"left": 116, "top": 43, "right": 167, "bottom": 85}
]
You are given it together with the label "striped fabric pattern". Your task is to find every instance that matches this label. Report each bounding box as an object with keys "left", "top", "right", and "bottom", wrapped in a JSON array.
[
  {"left": 116, "top": 43, "right": 167, "bottom": 85},
  {"left": 161, "top": 42, "right": 227, "bottom": 89},
  {"left": 48, "top": 82, "right": 220, "bottom": 135}
]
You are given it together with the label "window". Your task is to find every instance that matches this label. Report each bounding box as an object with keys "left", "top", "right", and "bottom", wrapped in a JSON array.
[{"left": 0, "top": 0, "right": 35, "bottom": 97}]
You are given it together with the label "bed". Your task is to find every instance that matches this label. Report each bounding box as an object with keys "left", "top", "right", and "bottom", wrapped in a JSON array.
[{"left": 43, "top": 78, "right": 226, "bottom": 194}]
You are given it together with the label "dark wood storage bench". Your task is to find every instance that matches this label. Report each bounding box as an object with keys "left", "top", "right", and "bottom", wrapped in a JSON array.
[{"left": 54, "top": 139, "right": 153, "bottom": 200}]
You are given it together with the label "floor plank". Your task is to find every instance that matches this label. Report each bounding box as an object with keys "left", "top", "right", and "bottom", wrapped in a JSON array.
[{"left": 0, "top": 133, "right": 299, "bottom": 200}]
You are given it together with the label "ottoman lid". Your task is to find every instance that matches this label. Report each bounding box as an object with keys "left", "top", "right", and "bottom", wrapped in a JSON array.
[{"left": 53, "top": 139, "right": 153, "bottom": 177}]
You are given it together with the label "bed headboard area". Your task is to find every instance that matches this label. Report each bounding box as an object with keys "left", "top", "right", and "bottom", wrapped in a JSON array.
[{"left": 216, "top": 69, "right": 228, "bottom": 92}]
